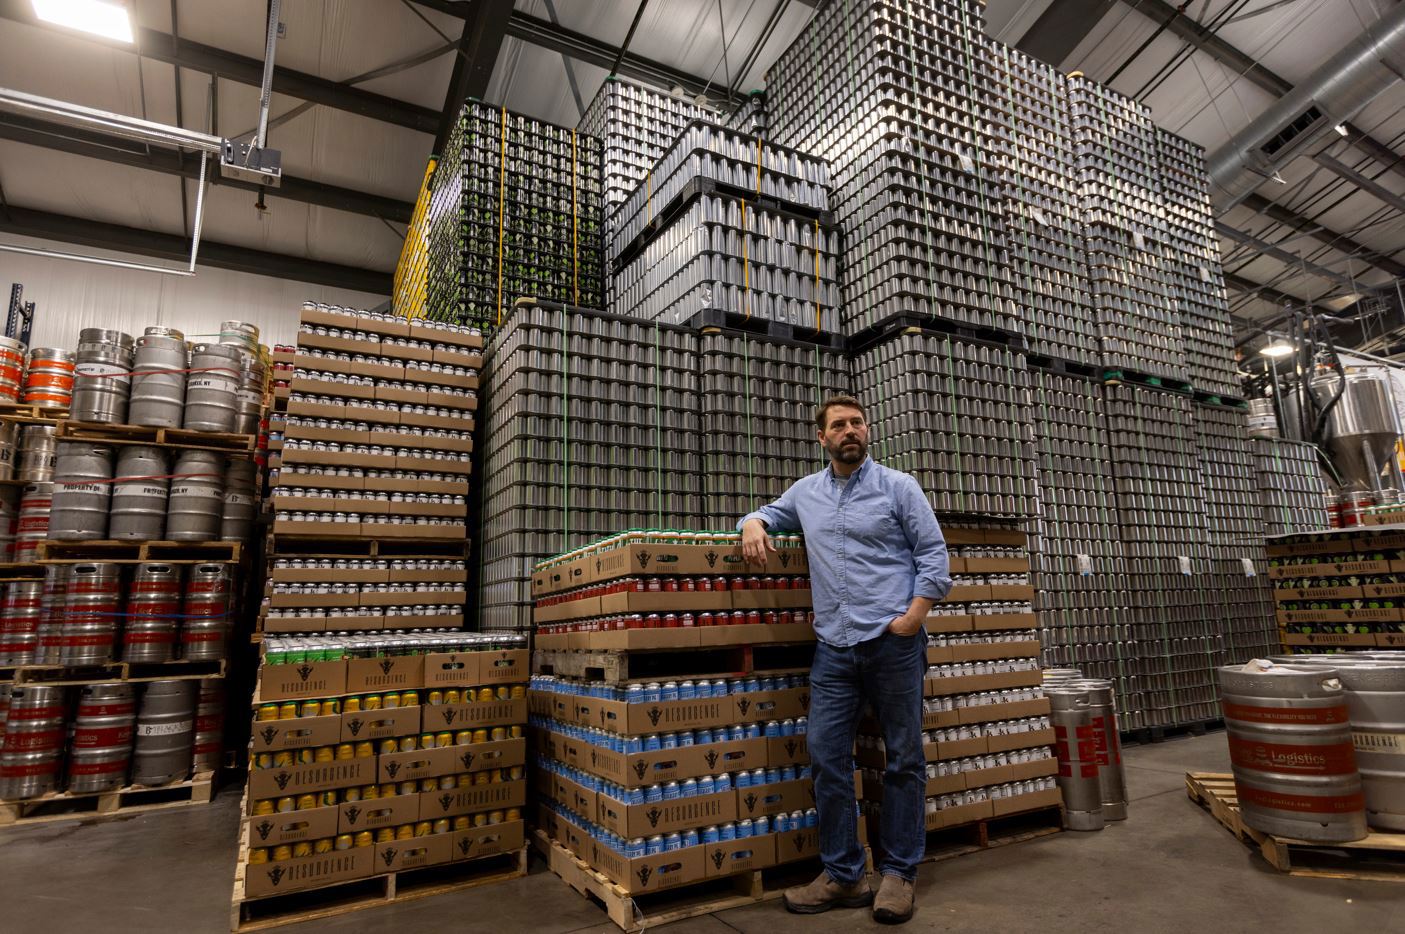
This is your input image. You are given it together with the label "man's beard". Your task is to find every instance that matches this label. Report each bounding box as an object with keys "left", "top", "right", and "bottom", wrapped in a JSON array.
[{"left": 826, "top": 437, "right": 867, "bottom": 464}]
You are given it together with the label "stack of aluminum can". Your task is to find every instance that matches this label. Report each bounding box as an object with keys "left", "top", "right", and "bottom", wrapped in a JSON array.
[
  {"left": 850, "top": 331, "right": 1036, "bottom": 517},
  {"left": 991, "top": 45, "right": 1098, "bottom": 366},
  {"left": 579, "top": 76, "right": 716, "bottom": 220},
  {"left": 425, "top": 102, "right": 605, "bottom": 329},
  {"left": 1027, "top": 370, "right": 1144, "bottom": 728},
  {"left": 764, "top": 0, "right": 1017, "bottom": 336},
  {"left": 478, "top": 302, "right": 703, "bottom": 630},
  {"left": 696, "top": 332, "right": 848, "bottom": 527},
  {"left": 1157, "top": 129, "right": 1240, "bottom": 398},
  {"left": 1255, "top": 438, "right": 1331, "bottom": 534},
  {"left": 1104, "top": 384, "right": 1220, "bottom": 728},
  {"left": 1193, "top": 406, "right": 1277, "bottom": 661}
]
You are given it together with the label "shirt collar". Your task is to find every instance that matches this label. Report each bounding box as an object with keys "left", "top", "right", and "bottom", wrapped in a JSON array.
[{"left": 828, "top": 456, "right": 872, "bottom": 483}]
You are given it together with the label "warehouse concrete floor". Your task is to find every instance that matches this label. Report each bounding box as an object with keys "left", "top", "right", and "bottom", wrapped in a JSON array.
[{"left": 0, "top": 731, "right": 1393, "bottom": 934}]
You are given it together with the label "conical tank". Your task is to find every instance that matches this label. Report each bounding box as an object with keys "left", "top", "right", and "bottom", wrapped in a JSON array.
[{"left": 1310, "top": 367, "right": 1402, "bottom": 493}]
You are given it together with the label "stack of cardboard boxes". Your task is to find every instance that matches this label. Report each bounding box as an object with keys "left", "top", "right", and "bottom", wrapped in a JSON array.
[
  {"left": 1269, "top": 524, "right": 1405, "bottom": 652},
  {"left": 263, "top": 303, "right": 480, "bottom": 634},
  {"left": 235, "top": 635, "right": 530, "bottom": 899},
  {"left": 528, "top": 530, "right": 834, "bottom": 897},
  {"left": 859, "top": 525, "right": 1062, "bottom": 832}
]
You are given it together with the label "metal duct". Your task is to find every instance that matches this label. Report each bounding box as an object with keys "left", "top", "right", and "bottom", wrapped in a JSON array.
[{"left": 1207, "top": 0, "right": 1405, "bottom": 212}]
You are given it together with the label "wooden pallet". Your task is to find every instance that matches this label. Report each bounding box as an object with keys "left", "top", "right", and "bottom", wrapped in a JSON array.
[
  {"left": 914, "top": 804, "right": 1064, "bottom": 864},
  {"left": 1185, "top": 772, "right": 1405, "bottom": 881},
  {"left": 532, "top": 642, "right": 815, "bottom": 683},
  {"left": 0, "top": 770, "right": 216, "bottom": 826},
  {"left": 56, "top": 419, "right": 256, "bottom": 453},
  {"left": 0, "top": 561, "right": 44, "bottom": 581},
  {"left": 0, "top": 402, "right": 64, "bottom": 422},
  {"left": 230, "top": 845, "right": 527, "bottom": 932},
  {"left": 1, "top": 657, "right": 226, "bottom": 686},
  {"left": 36, "top": 539, "right": 242, "bottom": 563}
]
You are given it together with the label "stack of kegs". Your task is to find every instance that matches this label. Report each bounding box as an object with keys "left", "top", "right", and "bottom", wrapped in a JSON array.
[{"left": 1046, "top": 676, "right": 1129, "bottom": 831}]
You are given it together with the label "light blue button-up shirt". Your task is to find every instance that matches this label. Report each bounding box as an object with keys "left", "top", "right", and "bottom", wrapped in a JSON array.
[{"left": 738, "top": 457, "right": 952, "bottom": 647}]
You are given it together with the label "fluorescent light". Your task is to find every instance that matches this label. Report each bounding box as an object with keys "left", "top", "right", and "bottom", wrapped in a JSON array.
[
  {"left": 32, "top": 0, "right": 133, "bottom": 42},
  {"left": 1259, "top": 341, "right": 1294, "bottom": 358},
  {"left": 1335, "top": 124, "right": 1349, "bottom": 137}
]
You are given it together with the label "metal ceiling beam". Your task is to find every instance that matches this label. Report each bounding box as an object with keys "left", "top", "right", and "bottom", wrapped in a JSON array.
[
  {"left": 1223, "top": 272, "right": 1325, "bottom": 312},
  {"left": 0, "top": 114, "right": 413, "bottom": 222},
  {"left": 1313, "top": 152, "right": 1405, "bottom": 218},
  {"left": 1118, "top": 0, "right": 1405, "bottom": 186},
  {"left": 414, "top": 3, "right": 720, "bottom": 98},
  {"left": 433, "top": 0, "right": 514, "bottom": 155},
  {"left": 1014, "top": 0, "right": 1119, "bottom": 66},
  {"left": 0, "top": 205, "right": 391, "bottom": 293},
  {"left": 1215, "top": 221, "right": 1358, "bottom": 287},
  {"left": 1239, "top": 192, "right": 1405, "bottom": 278},
  {"left": 0, "top": 0, "right": 439, "bottom": 134}
]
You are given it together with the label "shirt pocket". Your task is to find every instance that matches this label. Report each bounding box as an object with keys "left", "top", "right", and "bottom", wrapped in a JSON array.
[{"left": 847, "top": 501, "right": 899, "bottom": 546}]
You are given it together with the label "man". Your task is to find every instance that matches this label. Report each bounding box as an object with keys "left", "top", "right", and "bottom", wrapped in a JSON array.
[{"left": 739, "top": 394, "right": 951, "bottom": 925}]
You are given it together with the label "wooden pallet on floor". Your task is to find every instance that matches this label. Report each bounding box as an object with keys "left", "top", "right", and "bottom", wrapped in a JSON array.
[
  {"left": 1186, "top": 771, "right": 1405, "bottom": 881},
  {"left": 36, "top": 539, "right": 242, "bottom": 564},
  {"left": 1, "top": 657, "right": 226, "bottom": 686},
  {"left": 56, "top": 419, "right": 256, "bottom": 453},
  {"left": 915, "top": 803, "right": 1064, "bottom": 864},
  {"left": 532, "top": 641, "right": 815, "bottom": 683},
  {"left": 230, "top": 845, "right": 527, "bottom": 932},
  {"left": 0, "top": 770, "right": 216, "bottom": 826}
]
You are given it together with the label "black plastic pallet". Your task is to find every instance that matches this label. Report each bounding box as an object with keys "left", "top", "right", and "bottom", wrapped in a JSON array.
[
  {"left": 1122, "top": 717, "right": 1223, "bottom": 746},
  {"left": 846, "top": 311, "right": 1026, "bottom": 356},
  {"left": 1102, "top": 368, "right": 1194, "bottom": 395},
  {"left": 1193, "top": 391, "right": 1249, "bottom": 410},
  {"left": 1025, "top": 354, "right": 1101, "bottom": 380},
  {"left": 683, "top": 308, "right": 847, "bottom": 352}
]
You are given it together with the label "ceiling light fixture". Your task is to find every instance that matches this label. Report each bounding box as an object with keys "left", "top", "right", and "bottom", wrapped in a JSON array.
[
  {"left": 1259, "top": 341, "right": 1295, "bottom": 358},
  {"left": 32, "top": 0, "right": 133, "bottom": 43},
  {"left": 1335, "top": 124, "right": 1350, "bottom": 137}
]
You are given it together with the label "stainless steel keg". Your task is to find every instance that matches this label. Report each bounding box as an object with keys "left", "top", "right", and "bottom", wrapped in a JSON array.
[
  {"left": 0, "top": 487, "right": 15, "bottom": 562},
  {"left": 67, "top": 683, "right": 136, "bottom": 793},
  {"left": 48, "top": 442, "right": 114, "bottom": 541},
  {"left": 1048, "top": 686, "right": 1105, "bottom": 831},
  {"left": 0, "top": 685, "right": 67, "bottom": 799},
  {"left": 235, "top": 358, "right": 265, "bottom": 436},
  {"left": 122, "top": 562, "right": 182, "bottom": 663},
  {"left": 0, "top": 420, "right": 16, "bottom": 482},
  {"left": 59, "top": 562, "right": 122, "bottom": 665},
  {"left": 18, "top": 425, "right": 57, "bottom": 482},
  {"left": 0, "top": 334, "right": 24, "bottom": 403},
  {"left": 165, "top": 451, "right": 225, "bottom": 541},
  {"left": 22, "top": 347, "right": 75, "bottom": 410},
  {"left": 109, "top": 445, "right": 170, "bottom": 541},
  {"left": 127, "top": 326, "right": 188, "bottom": 428},
  {"left": 130, "top": 679, "right": 196, "bottom": 786},
  {"left": 0, "top": 580, "right": 43, "bottom": 665},
  {"left": 182, "top": 343, "right": 243, "bottom": 433},
  {"left": 219, "top": 458, "right": 257, "bottom": 541},
  {"left": 191, "top": 678, "right": 224, "bottom": 773},
  {"left": 181, "top": 563, "right": 231, "bottom": 661},
  {"left": 14, "top": 481, "right": 52, "bottom": 564},
  {"left": 70, "top": 328, "right": 134, "bottom": 424}
]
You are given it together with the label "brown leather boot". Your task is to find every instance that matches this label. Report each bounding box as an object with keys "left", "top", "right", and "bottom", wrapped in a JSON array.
[
  {"left": 873, "top": 874, "right": 915, "bottom": 924},
  {"left": 782, "top": 870, "right": 874, "bottom": 914}
]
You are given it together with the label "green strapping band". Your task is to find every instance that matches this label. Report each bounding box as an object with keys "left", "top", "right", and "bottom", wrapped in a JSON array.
[
  {"left": 744, "top": 335, "right": 756, "bottom": 506},
  {"left": 561, "top": 308, "right": 571, "bottom": 553}
]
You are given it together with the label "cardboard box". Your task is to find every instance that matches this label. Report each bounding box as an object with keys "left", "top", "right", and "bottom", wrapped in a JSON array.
[
  {"left": 987, "top": 584, "right": 1035, "bottom": 601},
  {"left": 591, "top": 842, "right": 707, "bottom": 895},
  {"left": 773, "top": 827, "right": 822, "bottom": 864},
  {"left": 249, "top": 716, "right": 343, "bottom": 752},
  {"left": 705, "top": 835, "right": 776, "bottom": 877},
  {"left": 281, "top": 447, "right": 397, "bottom": 470},
  {"left": 359, "top": 590, "right": 466, "bottom": 608},
  {"left": 958, "top": 697, "right": 1052, "bottom": 726},
  {"left": 288, "top": 376, "right": 375, "bottom": 401},
  {"left": 447, "top": 820, "right": 524, "bottom": 862},
  {"left": 274, "top": 471, "right": 366, "bottom": 493},
  {"left": 1269, "top": 558, "right": 1393, "bottom": 578},
  {"left": 766, "top": 735, "right": 809, "bottom": 768},
  {"left": 987, "top": 727, "right": 1057, "bottom": 754},
  {"left": 346, "top": 656, "right": 425, "bottom": 693},
  {"left": 286, "top": 398, "right": 396, "bottom": 426},
  {"left": 374, "top": 834, "right": 454, "bottom": 873},
  {"left": 558, "top": 811, "right": 595, "bottom": 860},
  {"left": 402, "top": 367, "right": 478, "bottom": 391},
  {"left": 925, "top": 799, "right": 993, "bottom": 830},
  {"left": 1276, "top": 608, "right": 1402, "bottom": 624},
  {"left": 338, "top": 794, "right": 420, "bottom": 833},
  {"left": 341, "top": 706, "right": 421, "bottom": 742},
  {"left": 431, "top": 346, "right": 485, "bottom": 368},
  {"left": 574, "top": 737, "right": 767, "bottom": 787},
  {"left": 924, "top": 669, "right": 1043, "bottom": 697},
  {"left": 931, "top": 737, "right": 989, "bottom": 761},
  {"left": 552, "top": 774, "right": 597, "bottom": 821},
  {"left": 696, "top": 623, "right": 815, "bottom": 647},
  {"left": 268, "top": 592, "right": 362, "bottom": 610},
  {"left": 244, "top": 806, "right": 340, "bottom": 847},
  {"left": 422, "top": 652, "right": 481, "bottom": 688},
  {"left": 578, "top": 688, "right": 810, "bottom": 734},
  {"left": 273, "top": 494, "right": 389, "bottom": 515},
  {"left": 1280, "top": 632, "right": 1379, "bottom": 647},
  {"left": 452, "top": 738, "right": 526, "bottom": 775},
  {"left": 735, "top": 778, "right": 814, "bottom": 819},
  {"left": 421, "top": 697, "right": 526, "bottom": 733},
  {"left": 247, "top": 759, "right": 378, "bottom": 804},
  {"left": 949, "top": 640, "right": 1042, "bottom": 662},
  {"left": 1271, "top": 585, "right": 1366, "bottom": 602},
  {"left": 597, "top": 790, "right": 737, "bottom": 838},
  {"left": 271, "top": 566, "right": 389, "bottom": 585},
  {"left": 260, "top": 661, "right": 349, "bottom": 701},
  {"left": 945, "top": 584, "right": 991, "bottom": 602},
  {"left": 971, "top": 613, "right": 1041, "bottom": 631},
  {"left": 378, "top": 746, "right": 459, "bottom": 783},
  {"left": 418, "top": 779, "right": 526, "bottom": 820},
  {"left": 990, "top": 786, "right": 1062, "bottom": 817},
  {"left": 242, "top": 848, "right": 374, "bottom": 897},
  {"left": 532, "top": 542, "right": 808, "bottom": 597},
  {"left": 962, "top": 557, "right": 1031, "bottom": 573},
  {"left": 925, "top": 614, "right": 973, "bottom": 634},
  {"left": 409, "top": 323, "right": 483, "bottom": 351},
  {"left": 477, "top": 649, "right": 530, "bottom": 685},
  {"left": 364, "top": 521, "right": 468, "bottom": 538},
  {"left": 963, "top": 756, "right": 1058, "bottom": 790},
  {"left": 272, "top": 519, "right": 364, "bottom": 538},
  {"left": 262, "top": 616, "right": 327, "bottom": 634},
  {"left": 399, "top": 409, "right": 474, "bottom": 431},
  {"left": 379, "top": 342, "right": 434, "bottom": 364}
]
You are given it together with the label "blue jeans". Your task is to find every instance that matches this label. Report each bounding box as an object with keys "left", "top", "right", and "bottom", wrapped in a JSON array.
[{"left": 808, "top": 629, "right": 926, "bottom": 883}]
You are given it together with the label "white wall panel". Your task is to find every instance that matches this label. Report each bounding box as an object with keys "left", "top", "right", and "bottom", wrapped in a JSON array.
[{"left": 0, "top": 233, "right": 387, "bottom": 350}]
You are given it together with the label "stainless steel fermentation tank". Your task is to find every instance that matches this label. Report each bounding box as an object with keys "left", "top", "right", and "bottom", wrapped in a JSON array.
[{"left": 1304, "top": 367, "right": 1403, "bottom": 496}]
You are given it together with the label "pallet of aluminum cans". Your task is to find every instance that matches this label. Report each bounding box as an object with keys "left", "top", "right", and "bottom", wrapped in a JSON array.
[
  {"left": 1255, "top": 439, "right": 1330, "bottom": 535},
  {"left": 477, "top": 301, "right": 705, "bottom": 632},
  {"left": 264, "top": 302, "right": 478, "bottom": 634},
  {"left": 426, "top": 101, "right": 605, "bottom": 330},
  {"left": 857, "top": 522, "right": 1063, "bottom": 848},
  {"left": 232, "top": 631, "right": 528, "bottom": 926}
]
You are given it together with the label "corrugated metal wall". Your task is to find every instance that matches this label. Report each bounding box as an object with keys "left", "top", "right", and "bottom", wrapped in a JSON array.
[{"left": 1, "top": 234, "right": 388, "bottom": 349}]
